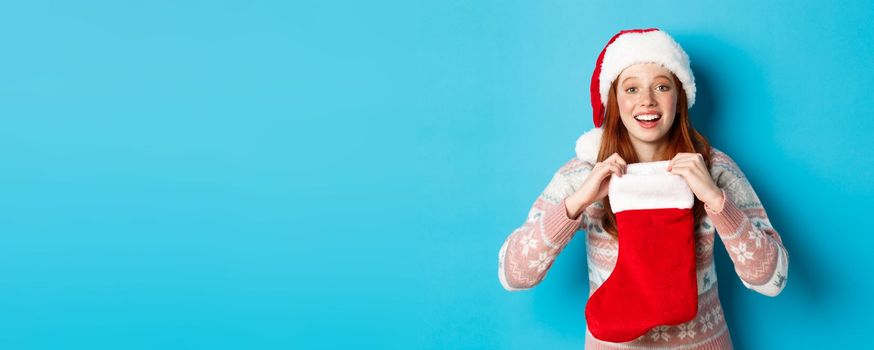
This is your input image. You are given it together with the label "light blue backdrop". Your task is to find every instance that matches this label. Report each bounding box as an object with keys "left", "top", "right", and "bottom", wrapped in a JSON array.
[{"left": 1, "top": 1, "right": 871, "bottom": 349}]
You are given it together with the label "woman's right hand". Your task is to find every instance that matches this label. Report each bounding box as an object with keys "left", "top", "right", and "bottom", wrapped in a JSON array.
[{"left": 564, "top": 153, "right": 627, "bottom": 218}]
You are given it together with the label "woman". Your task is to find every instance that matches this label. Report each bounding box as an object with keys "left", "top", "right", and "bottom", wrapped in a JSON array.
[{"left": 497, "top": 28, "right": 789, "bottom": 349}]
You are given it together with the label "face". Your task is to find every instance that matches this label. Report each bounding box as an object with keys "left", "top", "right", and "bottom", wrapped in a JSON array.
[{"left": 615, "top": 63, "right": 679, "bottom": 145}]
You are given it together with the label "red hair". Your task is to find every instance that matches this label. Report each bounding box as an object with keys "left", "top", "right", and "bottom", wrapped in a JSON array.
[{"left": 598, "top": 73, "right": 712, "bottom": 239}]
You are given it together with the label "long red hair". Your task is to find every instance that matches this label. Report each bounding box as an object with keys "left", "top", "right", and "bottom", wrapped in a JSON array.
[{"left": 598, "top": 73, "right": 712, "bottom": 239}]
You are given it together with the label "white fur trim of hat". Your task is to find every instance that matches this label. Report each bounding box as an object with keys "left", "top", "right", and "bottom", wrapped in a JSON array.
[{"left": 598, "top": 30, "right": 696, "bottom": 110}]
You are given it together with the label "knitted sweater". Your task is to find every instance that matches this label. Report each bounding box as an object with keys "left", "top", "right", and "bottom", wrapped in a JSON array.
[{"left": 497, "top": 130, "right": 789, "bottom": 349}]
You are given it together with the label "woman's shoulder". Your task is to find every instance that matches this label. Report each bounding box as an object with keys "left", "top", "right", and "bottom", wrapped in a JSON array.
[
  {"left": 708, "top": 146, "right": 749, "bottom": 188},
  {"left": 557, "top": 156, "right": 595, "bottom": 178}
]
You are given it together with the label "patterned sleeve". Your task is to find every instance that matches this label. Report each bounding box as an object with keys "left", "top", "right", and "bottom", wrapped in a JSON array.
[
  {"left": 706, "top": 152, "right": 789, "bottom": 297},
  {"left": 498, "top": 158, "right": 588, "bottom": 291}
]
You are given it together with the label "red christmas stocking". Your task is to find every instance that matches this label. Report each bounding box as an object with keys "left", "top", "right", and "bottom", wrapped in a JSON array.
[{"left": 585, "top": 160, "right": 698, "bottom": 343}]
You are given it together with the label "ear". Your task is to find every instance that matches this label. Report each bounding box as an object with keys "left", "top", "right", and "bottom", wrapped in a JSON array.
[{"left": 575, "top": 127, "right": 603, "bottom": 164}]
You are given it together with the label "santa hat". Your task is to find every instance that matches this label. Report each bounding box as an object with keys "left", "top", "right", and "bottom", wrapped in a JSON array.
[{"left": 577, "top": 28, "right": 696, "bottom": 163}]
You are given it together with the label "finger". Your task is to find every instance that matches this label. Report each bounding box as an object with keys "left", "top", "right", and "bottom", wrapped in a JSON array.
[
  {"left": 607, "top": 153, "right": 628, "bottom": 166},
  {"left": 671, "top": 158, "right": 695, "bottom": 167},
  {"left": 694, "top": 154, "right": 708, "bottom": 171},
  {"left": 667, "top": 153, "right": 683, "bottom": 170},
  {"left": 667, "top": 154, "right": 693, "bottom": 171},
  {"left": 669, "top": 162, "right": 704, "bottom": 179},
  {"left": 595, "top": 159, "right": 614, "bottom": 175},
  {"left": 601, "top": 161, "right": 623, "bottom": 177},
  {"left": 606, "top": 153, "right": 627, "bottom": 174},
  {"left": 674, "top": 153, "right": 702, "bottom": 163},
  {"left": 671, "top": 156, "right": 705, "bottom": 173},
  {"left": 614, "top": 155, "right": 628, "bottom": 174},
  {"left": 668, "top": 162, "right": 692, "bottom": 175}
]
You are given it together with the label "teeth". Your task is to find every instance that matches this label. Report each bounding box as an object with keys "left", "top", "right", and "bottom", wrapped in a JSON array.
[{"left": 634, "top": 114, "right": 661, "bottom": 121}]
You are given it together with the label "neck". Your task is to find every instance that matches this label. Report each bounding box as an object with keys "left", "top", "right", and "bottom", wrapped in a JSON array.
[{"left": 631, "top": 139, "right": 669, "bottom": 162}]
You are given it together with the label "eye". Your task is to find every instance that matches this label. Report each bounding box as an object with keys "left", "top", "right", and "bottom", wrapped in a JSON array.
[
  {"left": 656, "top": 85, "right": 671, "bottom": 92},
  {"left": 625, "top": 87, "right": 637, "bottom": 93}
]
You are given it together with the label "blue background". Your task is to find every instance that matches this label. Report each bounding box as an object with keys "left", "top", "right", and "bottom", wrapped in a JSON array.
[{"left": 1, "top": 1, "right": 872, "bottom": 349}]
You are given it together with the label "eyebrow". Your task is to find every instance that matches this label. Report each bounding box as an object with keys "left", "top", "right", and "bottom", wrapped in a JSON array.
[{"left": 621, "top": 75, "right": 673, "bottom": 84}]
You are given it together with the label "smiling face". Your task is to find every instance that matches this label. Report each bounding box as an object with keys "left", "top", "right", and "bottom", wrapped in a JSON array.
[{"left": 615, "top": 63, "right": 679, "bottom": 145}]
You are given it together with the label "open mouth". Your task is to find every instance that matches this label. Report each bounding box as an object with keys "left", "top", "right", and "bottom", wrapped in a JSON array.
[
  {"left": 633, "top": 113, "right": 662, "bottom": 122},
  {"left": 633, "top": 113, "right": 661, "bottom": 128}
]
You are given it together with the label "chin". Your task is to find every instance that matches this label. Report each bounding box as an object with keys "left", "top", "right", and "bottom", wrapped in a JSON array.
[{"left": 631, "top": 130, "right": 669, "bottom": 143}]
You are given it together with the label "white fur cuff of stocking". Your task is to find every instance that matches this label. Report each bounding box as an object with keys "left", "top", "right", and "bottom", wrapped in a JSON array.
[{"left": 608, "top": 160, "right": 694, "bottom": 213}]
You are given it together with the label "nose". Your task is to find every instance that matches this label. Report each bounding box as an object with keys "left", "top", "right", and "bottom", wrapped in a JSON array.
[{"left": 640, "top": 89, "right": 656, "bottom": 107}]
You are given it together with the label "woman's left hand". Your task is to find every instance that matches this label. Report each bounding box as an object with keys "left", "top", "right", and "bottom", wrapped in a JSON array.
[{"left": 667, "top": 153, "right": 725, "bottom": 211}]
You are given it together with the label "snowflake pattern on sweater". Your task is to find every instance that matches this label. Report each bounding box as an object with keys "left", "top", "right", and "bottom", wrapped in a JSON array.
[{"left": 498, "top": 147, "right": 789, "bottom": 349}]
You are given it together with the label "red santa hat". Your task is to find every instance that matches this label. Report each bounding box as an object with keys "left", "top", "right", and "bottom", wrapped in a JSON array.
[{"left": 577, "top": 28, "right": 696, "bottom": 163}]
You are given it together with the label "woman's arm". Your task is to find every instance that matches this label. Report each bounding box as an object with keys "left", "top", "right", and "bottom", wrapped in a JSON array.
[
  {"left": 498, "top": 158, "right": 589, "bottom": 291},
  {"left": 706, "top": 165, "right": 789, "bottom": 297}
]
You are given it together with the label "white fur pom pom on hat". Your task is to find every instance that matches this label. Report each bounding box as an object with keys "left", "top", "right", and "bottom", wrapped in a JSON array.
[{"left": 575, "top": 127, "right": 603, "bottom": 164}]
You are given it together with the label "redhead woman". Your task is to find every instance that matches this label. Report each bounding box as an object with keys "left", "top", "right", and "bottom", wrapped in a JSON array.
[{"left": 497, "top": 28, "right": 788, "bottom": 349}]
